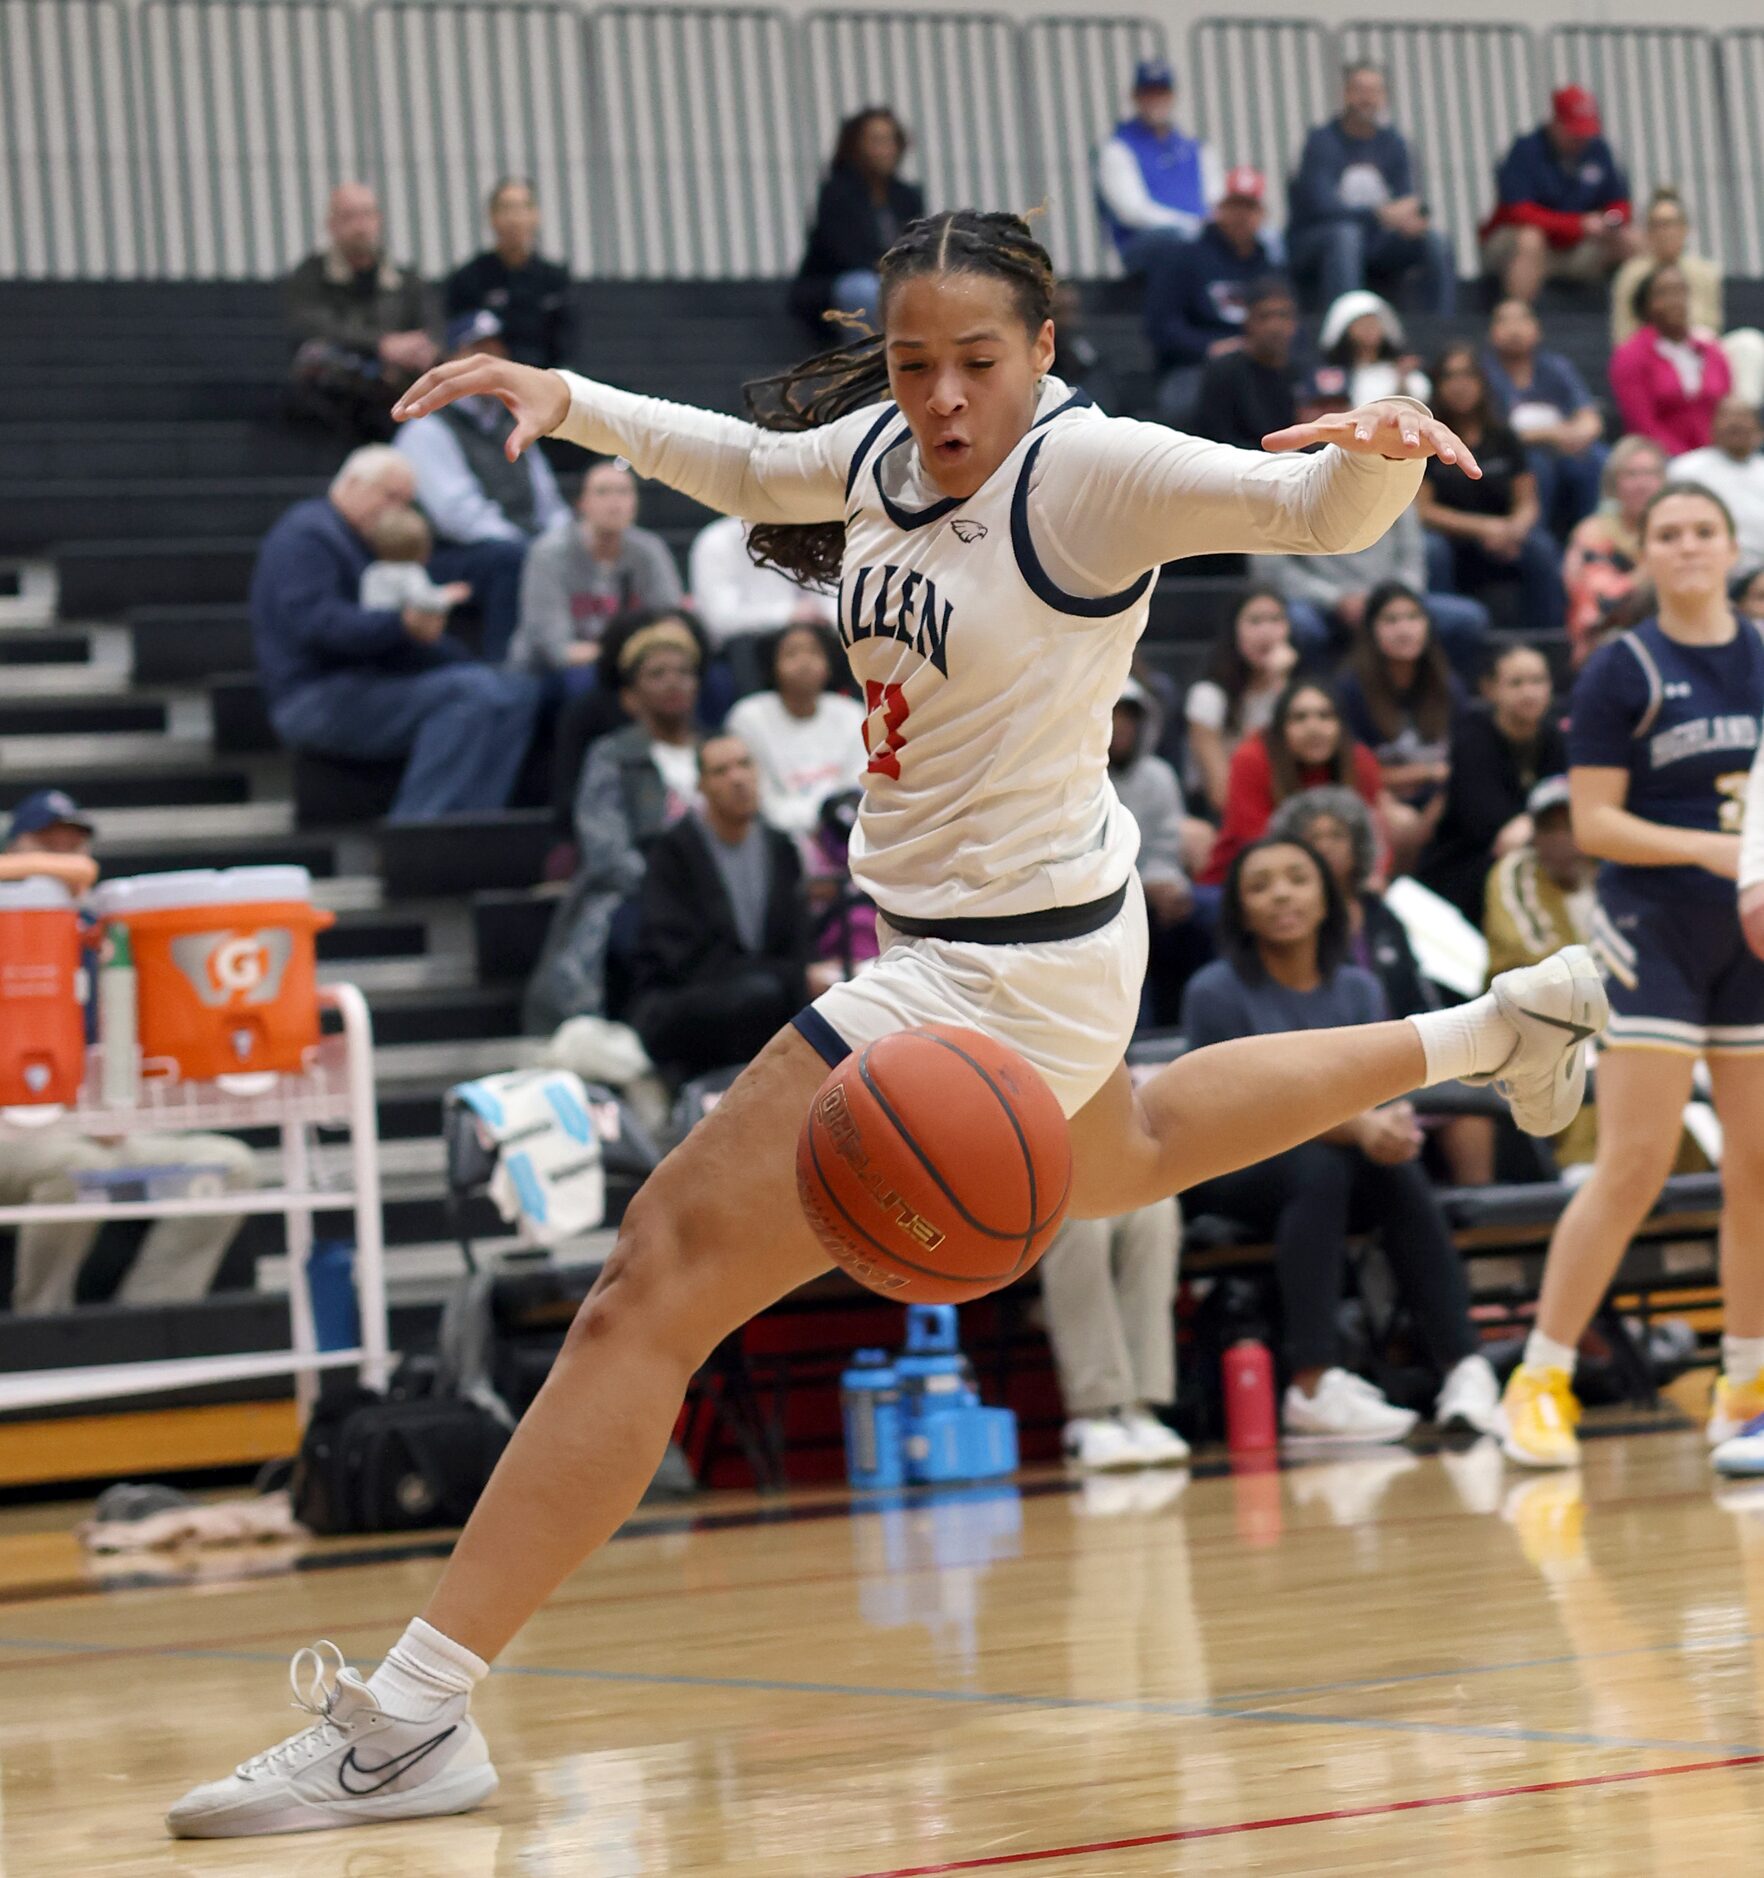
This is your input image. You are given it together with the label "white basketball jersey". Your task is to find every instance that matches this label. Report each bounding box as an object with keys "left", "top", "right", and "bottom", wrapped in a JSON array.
[{"left": 837, "top": 386, "right": 1150, "bottom": 921}]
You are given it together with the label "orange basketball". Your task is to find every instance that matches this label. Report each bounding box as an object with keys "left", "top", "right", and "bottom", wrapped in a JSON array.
[{"left": 796, "top": 1024, "right": 1073, "bottom": 1303}]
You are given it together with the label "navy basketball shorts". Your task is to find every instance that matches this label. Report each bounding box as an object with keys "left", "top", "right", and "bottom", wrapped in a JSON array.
[{"left": 1589, "top": 882, "right": 1764, "bottom": 1055}]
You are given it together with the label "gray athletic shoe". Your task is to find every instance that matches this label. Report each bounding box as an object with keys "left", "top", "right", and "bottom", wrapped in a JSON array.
[{"left": 1465, "top": 944, "right": 1609, "bottom": 1138}]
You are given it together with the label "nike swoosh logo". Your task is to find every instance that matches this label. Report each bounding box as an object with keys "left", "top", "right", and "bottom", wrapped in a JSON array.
[
  {"left": 1516, "top": 1007, "right": 1597, "bottom": 1047},
  {"left": 336, "top": 1726, "right": 456, "bottom": 1796}
]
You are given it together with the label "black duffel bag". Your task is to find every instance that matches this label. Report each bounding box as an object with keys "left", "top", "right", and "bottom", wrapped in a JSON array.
[{"left": 292, "top": 1383, "right": 510, "bottom": 1536}]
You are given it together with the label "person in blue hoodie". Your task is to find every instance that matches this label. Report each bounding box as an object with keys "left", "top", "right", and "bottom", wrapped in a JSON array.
[
  {"left": 250, "top": 445, "right": 540, "bottom": 822},
  {"left": 1147, "top": 167, "right": 1283, "bottom": 427},
  {"left": 1288, "top": 63, "right": 1454, "bottom": 317},
  {"left": 1095, "top": 59, "right": 1222, "bottom": 287}
]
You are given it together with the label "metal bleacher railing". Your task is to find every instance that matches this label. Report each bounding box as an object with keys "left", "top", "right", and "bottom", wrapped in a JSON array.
[{"left": 5, "top": 0, "right": 1764, "bottom": 285}]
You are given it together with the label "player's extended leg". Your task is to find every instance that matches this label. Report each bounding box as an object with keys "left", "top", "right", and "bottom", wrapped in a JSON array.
[
  {"left": 168, "top": 1026, "right": 835, "bottom": 1838},
  {"left": 1501, "top": 1046, "right": 1691, "bottom": 1470}
]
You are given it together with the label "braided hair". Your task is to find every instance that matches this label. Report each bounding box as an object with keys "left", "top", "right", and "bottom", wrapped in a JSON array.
[{"left": 744, "top": 209, "right": 1056, "bottom": 587}]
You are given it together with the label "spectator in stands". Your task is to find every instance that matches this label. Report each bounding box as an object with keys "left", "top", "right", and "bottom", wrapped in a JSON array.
[
  {"left": 1039, "top": 1200, "right": 1189, "bottom": 1471},
  {"left": 1288, "top": 63, "right": 1454, "bottom": 316},
  {"left": 1737, "top": 566, "right": 1764, "bottom": 626},
  {"left": 725, "top": 625, "right": 866, "bottom": 842},
  {"left": 1612, "top": 188, "right": 1764, "bottom": 407},
  {"left": 1096, "top": 59, "right": 1222, "bottom": 281},
  {"left": 1111, "top": 680, "right": 1210, "bottom": 1025},
  {"left": 1609, "top": 264, "right": 1732, "bottom": 458},
  {"left": 1146, "top": 167, "right": 1279, "bottom": 428},
  {"left": 250, "top": 445, "right": 539, "bottom": 822},
  {"left": 1668, "top": 397, "right": 1764, "bottom": 568},
  {"left": 0, "top": 798, "right": 257, "bottom": 1316},
  {"left": 1184, "top": 587, "right": 1299, "bottom": 815},
  {"left": 1202, "top": 676, "right": 1393, "bottom": 886},
  {"left": 395, "top": 309, "right": 569, "bottom": 658},
  {"left": 1417, "top": 344, "right": 1564, "bottom": 631},
  {"left": 444, "top": 176, "right": 576, "bottom": 370},
  {"left": 1272, "top": 786, "right": 1497, "bottom": 1187},
  {"left": 791, "top": 108, "right": 924, "bottom": 336},
  {"left": 1189, "top": 278, "right": 1300, "bottom": 453},
  {"left": 525, "top": 611, "right": 705, "bottom": 1032},
  {"left": 1482, "top": 775, "right": 1597, "bottom": 1168},
  {"left": 1482, "top": 297, "right": 1606, "bottom": 537},
  {"left": 359, "top": 507, "right": 471, "bottom": 622},
  {"left": 628, "top": 736, "right": 831, "bottom": 1078},
  {"left": 1334, "top": 583, "right": 1462, "bottom": 867},
  {"left": 1480, "top": 86, "right": 1638, "bottom": 305},
  {"left": 285, "top": 183, "right": 437, "bottom": 443},
  {"left": 1417, "top": 641, "right": 1565, "bottom": 923},
  {"left": 1050, "top": 282, "right": 1122, "bottom": 417},
  {"left": 1252, "top": 363, "right": 1489, "bottom": 681},
  {"left": 509, "top": 459, "right": 682, "bottom": 682},
  {"left": 689, "top": 513, "right": 836, "bottom": 697},
  {"left": 1318, "top": 290, "right": 1428, "bottom": 408},
  {"left": 1180, "top": 836, "right": 1501, "bottom": 1441},
  {"left": 1562, "top": 434, "right": 1666, "bottom": 665}
]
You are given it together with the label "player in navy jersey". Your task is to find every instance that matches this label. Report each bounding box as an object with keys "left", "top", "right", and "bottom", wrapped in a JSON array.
[
  {"left": 1503, "top": 482, "right": 1764, "bottom": 1469},
  {"left": 167, "top": 210, "right": 1607, "bottom": 1839}
]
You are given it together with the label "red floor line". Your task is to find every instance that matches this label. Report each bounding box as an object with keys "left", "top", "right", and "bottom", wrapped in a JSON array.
[{"left": 842, "top": 1752, "right": 1764, "bottom": 1876}]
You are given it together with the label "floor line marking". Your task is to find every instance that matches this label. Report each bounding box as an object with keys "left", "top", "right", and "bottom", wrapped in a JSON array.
[{"left": 838, "top": 1752, "right": 1764, "bottom": 1876}]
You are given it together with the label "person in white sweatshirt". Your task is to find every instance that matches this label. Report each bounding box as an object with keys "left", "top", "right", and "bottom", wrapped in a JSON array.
[{"left": 725, "top": 623, "right": 867, "bottom": 843}]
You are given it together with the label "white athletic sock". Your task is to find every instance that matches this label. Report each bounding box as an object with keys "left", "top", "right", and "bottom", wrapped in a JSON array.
[
  {"left": 1723, "top": 1335, "right": 1764, "bottom": 1385},
  {"left": 1407, "top": 994, "right": 1515, "bottom": 1087},
  {"left": 366, "top": 1617, "right": 489, "bottom": 1721},
  {"left": 1523, "top": 1330, "right": 1579, "bottom": 1377}
]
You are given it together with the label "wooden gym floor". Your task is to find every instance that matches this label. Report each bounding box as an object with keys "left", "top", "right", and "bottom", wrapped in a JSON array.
[{"left": 3, "top": 1416, "right": 1764, "bottom": 1874}]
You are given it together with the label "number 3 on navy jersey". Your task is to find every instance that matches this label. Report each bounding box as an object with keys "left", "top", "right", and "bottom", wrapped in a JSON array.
[
  {"left": 1718, "top": 769, "right": 1749, "bottom": 833},
  {"left": 864, "top": 680, "right": 909, "bottom": 779}
]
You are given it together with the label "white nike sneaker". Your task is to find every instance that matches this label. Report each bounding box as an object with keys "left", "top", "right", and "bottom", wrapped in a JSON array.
[
  {"left": 1282, "top": 1369, "right": 1418, "bottom": 1445},
  {"left": 1062, "top": 1414, "right": 1143, "bottom": 1472},
  {"left": 1119, "top": 1405, "right": 1193, "bottom": 1468},
  {"left": 166, "top": 1641, "right": 497, "bottom": 1838},
  {"left": 1464, "top": 945, "right": 1609, "bottom": 1137},
  {"left": 1434, "top": 1353, "right": 1506, "bottom": 1438}
]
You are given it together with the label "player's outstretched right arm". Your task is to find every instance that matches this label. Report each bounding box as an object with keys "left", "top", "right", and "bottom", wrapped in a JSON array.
[{"left": 394, "top": 359, "right": 852, "bottom": 526}]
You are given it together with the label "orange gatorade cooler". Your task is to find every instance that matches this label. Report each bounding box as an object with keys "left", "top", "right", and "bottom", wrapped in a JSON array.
[
  {"left": 0, "top": 878, "right": 87, "bottom": 1105},
  {"left": 93, "top": 868, "right": 334, "bottom": 1080}
]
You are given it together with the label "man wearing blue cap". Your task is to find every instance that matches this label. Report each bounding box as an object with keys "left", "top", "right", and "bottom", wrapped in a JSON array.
[
  {"left": 395, "top": 308, "right": 570, "bottom": 657},
  {"left": 1096, "top": 59, "right": 1223, "bottom": 281},
  {"left": 4, "top": 790, "right": 95, "bottom": 857}
]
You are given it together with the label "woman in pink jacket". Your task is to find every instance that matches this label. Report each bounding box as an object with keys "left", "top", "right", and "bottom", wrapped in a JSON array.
[{"left": 1610, "top": 263, "right": 1731, "bottom": 456}]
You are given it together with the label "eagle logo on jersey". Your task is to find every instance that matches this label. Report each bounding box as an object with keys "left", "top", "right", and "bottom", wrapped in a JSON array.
[{"left": 949, "top": 519, "right": 988, "bottom": 543}]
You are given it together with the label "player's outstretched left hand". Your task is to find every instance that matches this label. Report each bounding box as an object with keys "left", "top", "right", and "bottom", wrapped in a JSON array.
[
  {"left": 393, "top": 358, "right": 570, "bottom": 461},
  {"left": 1261, "top": 400, "right": 1482, "bottom": 479}
]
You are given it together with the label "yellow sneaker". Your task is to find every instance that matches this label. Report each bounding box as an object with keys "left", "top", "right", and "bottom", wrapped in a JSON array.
[
  {"left": 1501, "top": 1364, "right": 1581, "bottom": 1469},
  {"left": 1708, "top": 1370, "right": 1764, "bottom": 1446}
]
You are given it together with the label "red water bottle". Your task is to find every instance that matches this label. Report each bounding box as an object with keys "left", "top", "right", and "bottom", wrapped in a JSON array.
[{"left": 1223, "top": 1339, "right": 1278, "bottom": 1453}]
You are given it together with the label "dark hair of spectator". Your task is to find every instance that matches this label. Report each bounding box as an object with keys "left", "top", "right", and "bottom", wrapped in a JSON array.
[
  {"left": 1639, "top": 478, "right": 1736, "bottom": 544},
  {"left": 1326, "top": 316, "right": 1397, "bottom": 369},
  {"left": 1430, "top": 343, "right": 1494, "bottom": 432},
  {"left": 489, "top": 175, "right": 535, "bottom": 213},
  {"left": 741, "top": 209, "right": 1056, "bottom": 587},
  {"left": 1245, "top": 275, "right": 1295, "bottom": 316},
  {"left": 1483, "top": 638, "right": 1549, "bottom": 684},
  {"left": 1218, "top": 835, "right": 1350, "bottom": 980},
  {"left": 1267, "top": 677, "right": 1352, "bottom": 802},
  {"left": 1349, "top": 580, "right": 1455, "bottom": 744},
  {"left": 831, "top": 108, "right": 909, "bottom": 173},
  {"left": 1206, "top": 585, "right": 1290, "bottom": 734},
  {"left": 597, "top": 605, "right": 708, "bottom": 693},
  {"left": 765, "top": 620, "right": 845, "bottom": 691},
  {"left": 1633, "top": 262, "right": 1685, "bottom": 327}
]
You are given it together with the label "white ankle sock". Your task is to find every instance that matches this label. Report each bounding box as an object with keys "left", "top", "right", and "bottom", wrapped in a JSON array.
[
  {"left": 1407, "top": 995, "right": 1515, "bottom": 1087},
  {"left": 367, "top": 1617, "right": 489, "bottom": 1721},
  {"left": 1723, "top": 1335, "right": 1764, "bottom": 1385},
  {"left": 1523, "top": 1330, "right": 1578, "bottom": 1377}
]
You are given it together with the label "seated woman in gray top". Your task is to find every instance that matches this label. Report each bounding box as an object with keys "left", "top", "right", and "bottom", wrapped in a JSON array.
[{"left": 1180, "top": 834, "right": 1500, "bottom": 1444}]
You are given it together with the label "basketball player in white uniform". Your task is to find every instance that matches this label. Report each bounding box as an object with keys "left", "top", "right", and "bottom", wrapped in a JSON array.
[{"left": 169, "top": 212, "right": 1606, "bottom": 1837}]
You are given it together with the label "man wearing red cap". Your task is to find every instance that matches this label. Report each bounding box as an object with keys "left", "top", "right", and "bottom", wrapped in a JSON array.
[
  {"left": 1145, "top": 166, "right": 1283, "bottom": 428},
  {"left": 1481, "top": 86, "right": 1639, "bottom": 304}
]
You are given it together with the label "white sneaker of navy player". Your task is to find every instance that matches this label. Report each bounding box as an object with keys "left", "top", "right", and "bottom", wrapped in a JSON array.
[
  {"left": 166, "top": 1641, "right": 497, "bottom": 1838},
  {"left": 1282, "top": 1369, "right": 1418, "bottom": 1445},
  {"left": 1118, "top": 1405, "right": 1192, "bottom": 1468},
  {"left": 1711, "top": 1413, "right": 1764, "bottom": 1478},
  {"left": 1062, "top": 1414, "right": 1144, "bottom": 1472},
  {"left": 1464, "top": 945, "right": 1609, "bottom": 1138},
  {"left": 1434, "top": 1354, "right": 1506, "bottom": 1438}
]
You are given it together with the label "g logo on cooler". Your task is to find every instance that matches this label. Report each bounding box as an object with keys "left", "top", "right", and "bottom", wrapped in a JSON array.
[
  {"left": 168, "top": 928, "right": 295, "bottom": 1008},
  {"left": 209, "top": 937, "right": 270, "bottom": 996}
]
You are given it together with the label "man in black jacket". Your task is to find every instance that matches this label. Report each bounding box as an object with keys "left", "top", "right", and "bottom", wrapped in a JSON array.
[
  {"left": 1188, "top": 277, "right": 1301, "bottom": 450},
  {"left": 444, "top": 177, "right": 576, "bottom": 370},
  {"left": 629, "top": 736, "right": 835, "bottom": 1076}
]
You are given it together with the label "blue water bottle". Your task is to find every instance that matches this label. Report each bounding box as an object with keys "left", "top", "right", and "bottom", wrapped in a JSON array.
[
  {"left": 898, "top": 1306, "right": 979, "bottom": 1483},
  {"left": 841, "top": 1349, "right": 905, "bottom": 1488}
]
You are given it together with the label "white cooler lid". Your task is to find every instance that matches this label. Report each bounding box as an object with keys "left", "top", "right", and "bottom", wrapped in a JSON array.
[
  {"left": 93, "top": 866, "right": 313, "bottom": 918},
  {"left": 0, "top": 877, "right": 76, "bottom": 910}
]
